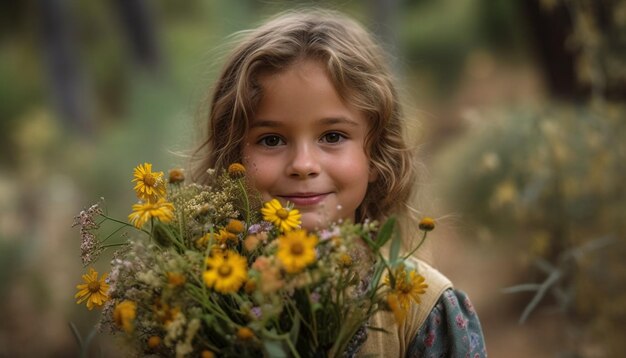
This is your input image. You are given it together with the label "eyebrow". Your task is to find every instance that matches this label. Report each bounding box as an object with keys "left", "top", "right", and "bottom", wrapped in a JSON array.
[{"left": 250, "top": 116, "right": 359, "bottom": 128}]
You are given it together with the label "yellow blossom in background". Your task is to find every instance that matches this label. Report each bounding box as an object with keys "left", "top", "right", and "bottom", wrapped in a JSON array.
[
  {"left": 489, "top": 179, "right": 518, "bottom": 210},
  {"left": 216, "top": 229, "right": 237, "bottom": 244},
  {"left": 236, "top": 327, "right": 255, "bottom": 340},
  {"left": 225, "top": 219, "right": 245, "bottom": 234},
  {"left": 154, "top": 301, "right": 180, "bottom": 325},
  {"left": 251, "top": 256, "right": 285, "bottom": 293},
  {"left": 243, "top": 234, "right": 260, "bottom": 252},
  {"left": 385, "top": 267, "right": 428, "bottom": 312},
  {"left": 75, "top": 267, "right": 109, "bottom": 310},
  {"left": 167, "top": 272, "right": 186, "bottom": 287},
  {"left": 128, "top": 198, "right": 175, "bottom": 228},
  {"left": 195, "top": 232, "right": 218, "bottom": 249},
  {"left": 147, "top": 336, "right": 161, "bottom": 349},
  {"left": 132, "top": 163, "right": 166, "bottom": 202},
  {"left": 261, "top": 199, "right": 301, "bottom": 232},
  {"left": 244, "top": 279, "right": 257, "bottom": 294},
  {"left": 203, "top": 251, "right": 248, "bottom": 293},
  {"left": 258, "top": 264, "right": 284, "bottom": 294},
  {"left": 277, "top": 229, "right": 318, "bottom": 274},
  {"left": 114, "top": 300, "right": 137, "bottom": 333},
  {"left": 201, "top": 350, "right": 215, "bottom": 358},
  {"left": 338, "top": 253, "right": 353, "bottom": 268},
  {"left": 168, "top": 168, "right": 185, "bottom": 184},
  {"left": 227, "top": 163, "right": 246, "bottom": 179}
]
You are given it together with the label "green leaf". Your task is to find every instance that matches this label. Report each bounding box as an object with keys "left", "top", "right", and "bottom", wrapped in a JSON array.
[
  {"left": 389, "top": 227, "right": 401, "bottom": 265},
  {"left": 289, "top": 313, "right": 301, "bottom": 346},
  {"left": 263, "top": 339, "right": 288, "bottom": 358},
  {"left": 152, "top": 222, "right": 174, "bottom": 247},
  {"left": 375, "top": 217, "right": 396, "bottom": 249}
]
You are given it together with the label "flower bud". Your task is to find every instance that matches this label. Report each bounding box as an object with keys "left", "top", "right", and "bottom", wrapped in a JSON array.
[{"left": 418, "top": 217, "right": 435, "bottom": 232}]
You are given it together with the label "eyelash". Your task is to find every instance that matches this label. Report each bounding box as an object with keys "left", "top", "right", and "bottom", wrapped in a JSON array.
[{"left": 257, "top": 132, "right": 347, "bottom": 147}]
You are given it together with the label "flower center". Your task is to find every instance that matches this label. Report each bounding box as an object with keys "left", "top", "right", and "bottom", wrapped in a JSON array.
[
  {"left": 277, "top": 208, "right": 289, "bottom": 220},
  {"left": 88, "top": 281, "right": 101, "bottom": 293},
  {"left": 144, "top": 173, "right": 156, "bottom": 187},
  {"left": 290, "top": 242, "right": 304, "bottom": 256},
  {"left": 218, "top": 264, "right": 232, "bottom": 277}
]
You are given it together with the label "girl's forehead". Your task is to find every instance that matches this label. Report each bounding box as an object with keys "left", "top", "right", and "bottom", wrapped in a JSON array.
[{"left": 251, "top": 79, "right": 366, "bottom": 130}]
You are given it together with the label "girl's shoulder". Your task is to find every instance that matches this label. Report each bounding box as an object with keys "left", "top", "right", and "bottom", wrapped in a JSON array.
[
  {"left": 357, "top": 258, "right": 455, "bottom": 357},
  {"left": 407, "top": 288, "right": 488, "bottom": 357}
]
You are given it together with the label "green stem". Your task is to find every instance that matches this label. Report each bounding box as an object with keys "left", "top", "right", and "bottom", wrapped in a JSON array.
[
  {"left": 102, "top": 243, "right": 127, "bottom": 249},
  {"left": 304, "top": 282, "right": 319, "bottom": 348},
  {"left": 100, "top": 214, "right": 151, "bottom": 236},
  {"left": 237, "top": 179, "right": 251, "bottom": 226},
  {"left": 187, "top": 285, "right": 232, "bottom": 323},
  {"left": 100, "top": 224, "right": 126, "bottom": 243},
  {"left": 403, "top": 232, "right": 428, "bottom": 259},
  {"left": 262, "top": 330, "right": 302, "bottom": 358},
  {"left": 285, "top": 294, "right": 315, "bottom": 334},
  {"left": 285, "top": 337, "right": 301, "bottom": 358}
]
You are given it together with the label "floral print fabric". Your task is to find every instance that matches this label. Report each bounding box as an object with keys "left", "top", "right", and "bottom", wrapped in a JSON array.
[{"left": 407, "top": 289, "right": 487, "bottom": 357}]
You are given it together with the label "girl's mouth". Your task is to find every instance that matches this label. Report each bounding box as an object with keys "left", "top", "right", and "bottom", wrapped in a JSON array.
[{"left": 278, "top": 193, "right": 330, "bottom": 206}]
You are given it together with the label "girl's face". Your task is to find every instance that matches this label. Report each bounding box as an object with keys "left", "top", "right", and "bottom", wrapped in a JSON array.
[{"left": 243, "top": 59, "right": 376, "bottom": 230}]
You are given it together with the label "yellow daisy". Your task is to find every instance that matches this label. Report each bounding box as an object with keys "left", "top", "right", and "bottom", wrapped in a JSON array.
[
  {"left": 195, "top": 232, "right": 218, "bottom": 249},
  {"left": 132, "top": 163, "right": 166, "bottom": 202},
  {"left": 75, "top": 267, "right": 109, "bottom": 310},
  {"left": 216, "top": 229, "right": 237, "bottom": 244},
  {"left": 113, "top": 300, "right": 137, "bottom": 333},
  {"left": 385, "top": 267, "right": 428, "bottom": 312},
  {"left": 276, "top": 229, "right": 318, "bottom": 274},
  {"left": 203, "top": 251, "right": 248, "bottom": 294},
  {"left": 261, "top": 199, "right": 301, "bottom": 232},
  {"left": 386, "top": 292, "right": 405, "bottom": 323},
  {"left": 128, "top": 198, "right": 175, "bottom": 228}
]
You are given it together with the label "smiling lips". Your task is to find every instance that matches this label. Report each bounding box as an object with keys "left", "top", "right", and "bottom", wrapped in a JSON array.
[{"left": 278, "top": 193, "right": 330, "bottom": 206}]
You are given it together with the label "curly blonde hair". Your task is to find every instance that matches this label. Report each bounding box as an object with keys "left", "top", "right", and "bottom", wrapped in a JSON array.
[{"left": 192, "top": 9, "right": 416, "bottom": 223}]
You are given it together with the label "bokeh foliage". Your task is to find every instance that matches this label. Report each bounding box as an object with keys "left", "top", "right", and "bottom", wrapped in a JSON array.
[{"left": 435, "top": 0, "right": 626, "bottom": 354}]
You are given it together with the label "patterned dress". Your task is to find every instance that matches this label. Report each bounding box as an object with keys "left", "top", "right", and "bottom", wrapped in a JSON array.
[{"left": 407, "top": 289, "right": 487, "bottom": 357}]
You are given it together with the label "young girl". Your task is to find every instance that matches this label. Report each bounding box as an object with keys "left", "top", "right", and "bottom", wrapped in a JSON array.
[{"left": 192, "top": 9, "right": 487, "bottom": 357}]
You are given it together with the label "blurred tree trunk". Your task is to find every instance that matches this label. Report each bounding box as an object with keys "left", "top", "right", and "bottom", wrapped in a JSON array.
[
  {"left": 522, "top": 0, "right": 584, "bottom": 100},
  {"left": 38, "top": 0, "right": 94, "bottom": 135},
  {"left": 111, "top": 0, "right": 161, "bottom": 71},
  {"left": 522, "top": 0, "right": 626, "bottom": 101}
]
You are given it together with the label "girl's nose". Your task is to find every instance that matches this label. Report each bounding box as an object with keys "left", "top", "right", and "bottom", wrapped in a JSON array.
[{"left": 287, "top": 143, "right": 320, "bottom": 178}]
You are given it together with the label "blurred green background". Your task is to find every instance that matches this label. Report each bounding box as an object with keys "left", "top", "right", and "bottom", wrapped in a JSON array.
[{"left": 1, "top": 0, "right": 624, "bottom": 356}]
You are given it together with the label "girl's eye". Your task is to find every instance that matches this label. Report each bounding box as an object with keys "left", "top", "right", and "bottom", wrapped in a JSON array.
[
  {"left": 321, "top": 132, "right": 345, "bottom": 144},
  {"left": 259, "top": 135, "right": 284, "bottom": 147}
]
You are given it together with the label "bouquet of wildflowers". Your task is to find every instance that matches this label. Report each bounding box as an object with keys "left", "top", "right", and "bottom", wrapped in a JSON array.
[{"left": 73, "top": 163, "right": 432, "bottom": 357}]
